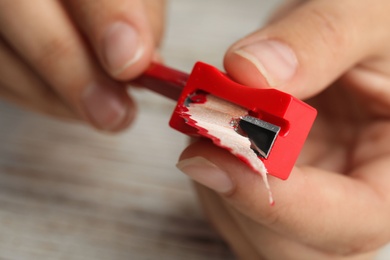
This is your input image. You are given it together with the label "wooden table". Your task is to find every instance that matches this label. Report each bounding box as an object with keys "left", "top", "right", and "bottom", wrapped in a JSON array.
[{"left": 1, "top": 0, "right": 389, "bottom": 259}]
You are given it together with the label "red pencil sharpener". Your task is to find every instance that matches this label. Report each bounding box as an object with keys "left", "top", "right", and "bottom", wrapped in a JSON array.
[{"left": 169, "top": 62, "right": 317, "bottom": 180}]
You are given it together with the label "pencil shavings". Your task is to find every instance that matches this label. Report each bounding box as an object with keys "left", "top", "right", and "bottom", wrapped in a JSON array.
[{"left": 181, "top": 94, "right": 274, "bottom": 205}]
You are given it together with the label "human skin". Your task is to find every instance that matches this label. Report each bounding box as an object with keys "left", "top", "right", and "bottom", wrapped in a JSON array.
[
  {"left": 2, "top": 0, "right": 390, "bottom": 258},
  {"left": 177, "top": 0, "right": 390, "bottom": 259},
  {"left": 0, "top": 0, "right": 165, "bottom": 131}
]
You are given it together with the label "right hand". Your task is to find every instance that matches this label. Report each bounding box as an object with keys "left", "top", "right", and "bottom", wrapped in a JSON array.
[
  {"left": 178, "top": 0, "right": 390, "bottom": 259},
  {"left": 0, "top": 0, "right": 166, "bottom": 131}
]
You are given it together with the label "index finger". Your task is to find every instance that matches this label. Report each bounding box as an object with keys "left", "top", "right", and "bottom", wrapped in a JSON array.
[
  {"left": 63, "top": 0, "right": 165, "bottom": 80},
  {"left": 177, "top": 140, "right": 390, "bottom": 255}
]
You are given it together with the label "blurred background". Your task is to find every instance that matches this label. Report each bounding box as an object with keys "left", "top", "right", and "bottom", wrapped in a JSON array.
[{"left": 0, "top": 0, "right": 389, "bottom": 259}]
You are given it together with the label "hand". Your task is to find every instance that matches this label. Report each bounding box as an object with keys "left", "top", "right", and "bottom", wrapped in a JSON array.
[
  {"left": 0, "top": 0, "right": 165, "bottom": 131},
  {"left": 177, "top": 0, "right": 390, "bottom": 259}
]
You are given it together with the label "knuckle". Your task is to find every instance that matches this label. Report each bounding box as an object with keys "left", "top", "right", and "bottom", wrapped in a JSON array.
[
  {"left": 307, "top": 7, "right": 350, "bottom": 55},
  {"left": 34, "top": 36, "right": 78, "bottom": 72},
  {"left": 335, "top": 238, "right": 376, "bottom": 256},
  {"left": 260, "top": 208, "right": 282, "bottom": 226},
  {"left": 144, "top": 0, "right": 166, "bottom": 43}
]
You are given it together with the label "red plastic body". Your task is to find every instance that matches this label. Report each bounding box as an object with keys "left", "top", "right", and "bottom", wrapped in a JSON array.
[{"left": 169, "top": 62, "right": 317, "bottom": 180}]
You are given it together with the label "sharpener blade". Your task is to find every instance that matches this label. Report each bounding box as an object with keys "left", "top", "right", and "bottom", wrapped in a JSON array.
[{"left": 238, "top": 116, "right": 280, "bottom": 159}]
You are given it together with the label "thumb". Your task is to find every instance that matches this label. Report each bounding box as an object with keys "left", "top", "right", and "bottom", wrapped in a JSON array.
[{"left": 224, "top": 0, "right": 390, "bottom": 99}]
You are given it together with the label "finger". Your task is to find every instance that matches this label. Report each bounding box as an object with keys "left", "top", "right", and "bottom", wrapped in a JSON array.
[
  {"left": 267, "top": 0, "right": 306, "bottom": 24},
  {"left": 177, "top": 140, "right": 390, "bottom": 254},
  {"left": 143, "top": 0, "right": 166, "bottom": 47},
  {"left": 64, "top": 0, "right": 166, "bottom": 80},
  {"left": 197, "top": 184, "right": 331, "bottom": 260},
  {"left": 194, "top": 184, "right": 260, "bottom": 260},
  {"left": 197, "top": 184, "right": 377, "bottom": 259},
  {"left": 223, "top": 200, "right": 377, "bottom": 260},
  {"left": 0, "top": 0, "right": 134, "bottom": 131},
  {"left": 0, "top": 39, "right": 76, "bottom": 119},
  {"left": 224, "top": 0, "right": 390, "bottom": 99}
]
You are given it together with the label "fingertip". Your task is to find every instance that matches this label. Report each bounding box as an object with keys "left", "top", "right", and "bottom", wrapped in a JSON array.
[
  {"left": 178, "top": 140, "right": 275, "bottom": 208},
  {"left": 224, "top": 40, "right": 298, "bottom": 90},
  {"left": 176, "top": 156, "right": 235, "bottom": 194},
  {"left": 101, "top": 21, "right": 154, "bottom": 80},
  {"left": 224, "top": 49, "right": 270, "bottom": 89},
  {"left": 81, "top": 81, "right": 136, "bottom": 132},
  {"left": 105, "top": 94, "right": 138, "bottom": 132}
]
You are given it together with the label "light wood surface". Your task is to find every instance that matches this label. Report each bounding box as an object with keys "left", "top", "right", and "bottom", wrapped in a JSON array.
[{"left": 1, "top": 1, "right": 390, "bottom": 259}]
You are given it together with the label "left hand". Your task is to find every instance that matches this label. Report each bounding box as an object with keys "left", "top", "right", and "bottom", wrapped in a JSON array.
[
  {"left": 176, "top": 0, "right": 390, "bottom": 259},
  {"left": 0, "top": 0, "right": 165, "bottom": 131}
]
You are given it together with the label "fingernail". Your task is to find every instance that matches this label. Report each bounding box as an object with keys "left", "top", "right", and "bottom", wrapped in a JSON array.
[
  {"left": 102, "top": 22, "right": 143, "bottom": 76},
  {"left": 176, "top": 157, "right": 233, "bottom": 193},
  {"left": 82, "top": 83, "right": 129, "bottom": 131},
  {"left": 234, "top": 40, "right": 297, "bottom": 87}
]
